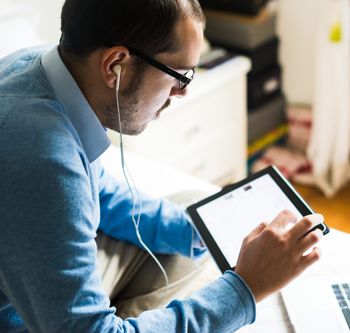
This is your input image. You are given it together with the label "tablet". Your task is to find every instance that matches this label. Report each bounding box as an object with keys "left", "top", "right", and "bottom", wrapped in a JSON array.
[{"left": 187, "top": 165, "right": 330, "bottom": 273}]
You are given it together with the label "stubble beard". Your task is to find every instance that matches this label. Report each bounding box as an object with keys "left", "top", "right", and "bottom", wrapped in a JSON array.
[
  {"left": 103, "top": 70, "right": 145, "bottom": 136},
  {"left": 101, "top": 69, "right": 171, "bottom": 136}
]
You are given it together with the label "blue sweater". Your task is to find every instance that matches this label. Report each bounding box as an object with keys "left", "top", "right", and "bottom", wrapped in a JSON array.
[{"left": 0, "top": 46, "right": 255, "bottom": 333}]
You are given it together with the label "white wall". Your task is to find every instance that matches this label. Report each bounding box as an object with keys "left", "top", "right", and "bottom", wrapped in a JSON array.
[
  {"left": 277, "top": 0, "right": 321, "bottom": 105},
  {"left": 9, "top": 0, "right": 64, "bottom": 42},
  {"left": 29, "top": 0, "right": 64, "bottom": 42},
  {"left": 0, "top": 0, "right": 64, "bottom": 55}
]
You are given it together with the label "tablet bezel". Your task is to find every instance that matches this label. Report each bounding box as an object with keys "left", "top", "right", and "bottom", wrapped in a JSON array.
[{"left": 187, "top": 165, "right": 330, "bottom": 273}]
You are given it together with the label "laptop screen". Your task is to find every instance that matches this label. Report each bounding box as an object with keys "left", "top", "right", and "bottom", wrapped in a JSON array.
[{"left": 196, "top": 174, "right": 304, "bottom": 267}]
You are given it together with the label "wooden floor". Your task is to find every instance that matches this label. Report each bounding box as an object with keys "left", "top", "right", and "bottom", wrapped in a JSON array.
[{"left": 293, "top": 182, "right": 350, "bottom": 234}]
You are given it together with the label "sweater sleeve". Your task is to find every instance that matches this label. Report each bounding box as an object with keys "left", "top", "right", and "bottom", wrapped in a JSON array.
[
  {"left": 126, "top": 271, "right": 256, "bottom": 333},
  {"left": 97, "top": 161, "right": 205, "bottom": 259},
  {"left": 0, "top": 137, "right": 256, "bottom": 333}
]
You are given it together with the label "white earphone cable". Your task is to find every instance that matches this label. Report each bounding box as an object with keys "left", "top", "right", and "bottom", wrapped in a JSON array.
[{"left": 116, "top": 80, "right": 169, "bottom": 309}]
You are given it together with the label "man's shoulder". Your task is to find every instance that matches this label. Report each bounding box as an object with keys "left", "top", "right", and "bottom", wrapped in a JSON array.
[
  {"left": 0, "top": 44, "right": 54, "bottom": 71},
  {"left": 0, "top": 45, "right": 56, "bottom": 104},
  {"left": 0, "top": 97, "right": 86, "bottom": 172},
  {"left": 0, "top": 45, "right": 91, "bottom": 178},
  {"left": 0, "top": 46, "right": 81, "bottom": 160}
]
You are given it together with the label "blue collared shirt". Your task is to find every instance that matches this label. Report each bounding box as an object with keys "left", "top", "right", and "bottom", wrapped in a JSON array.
[
  {"left": 0, "top": 45, "right": 255, "bottom": 333},
  {"left": 41, "top": 46, "right": 111, "bottom": 163}
]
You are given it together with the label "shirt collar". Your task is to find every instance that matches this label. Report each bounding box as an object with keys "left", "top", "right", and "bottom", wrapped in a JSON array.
[{"left": 41, "top": 45, "right": 111, "bottom": 163}]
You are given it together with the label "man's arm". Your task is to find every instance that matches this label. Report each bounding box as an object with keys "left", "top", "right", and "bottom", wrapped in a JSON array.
[
  {"left": 0, "top": 132, "right": 119, "bottom": 332},
  {"left": 97, "top": 160, "right": 203, "bottom": 259},
  {"left": 0, "top": 138, "right": 254, "bottom": 333},
  {"left": 0, "top": 117, "right": 321, "bottom": 332},
  {"left": 128, "top": 271, "right": 256, "bottom": 332}
]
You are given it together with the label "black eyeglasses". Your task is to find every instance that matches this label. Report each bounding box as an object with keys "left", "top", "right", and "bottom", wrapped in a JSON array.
[{"left": 104, "top": 43, "right": 195, "bottom": 91}]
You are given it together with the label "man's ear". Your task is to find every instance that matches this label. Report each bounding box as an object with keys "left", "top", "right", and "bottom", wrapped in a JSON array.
[{"left": 100, "top": 46, "right": 130, "bottom": 89}]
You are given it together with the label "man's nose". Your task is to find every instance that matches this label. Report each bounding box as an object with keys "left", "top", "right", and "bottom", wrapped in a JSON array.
[{"left": 169, "top": 84, "right": 188, "bottom": 98}]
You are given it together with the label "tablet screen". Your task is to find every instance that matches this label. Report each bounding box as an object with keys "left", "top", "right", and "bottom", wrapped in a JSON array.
[{"left": 196, "top": 174, "right": 304, "bottom": 267}]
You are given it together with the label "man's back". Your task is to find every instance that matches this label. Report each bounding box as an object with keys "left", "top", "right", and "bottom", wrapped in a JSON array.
[{"left": 0, "top": 46, "right": 111, "bottom": 332}]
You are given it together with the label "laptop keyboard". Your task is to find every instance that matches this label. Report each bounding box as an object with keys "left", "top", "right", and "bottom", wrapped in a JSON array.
[{"left": 332, "top": 283, "right": 350, "bottom": 329}]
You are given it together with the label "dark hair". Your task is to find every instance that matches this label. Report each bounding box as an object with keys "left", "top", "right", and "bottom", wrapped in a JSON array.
[{"left": 60, "top": 0, "right": 205, "bottom": 59}]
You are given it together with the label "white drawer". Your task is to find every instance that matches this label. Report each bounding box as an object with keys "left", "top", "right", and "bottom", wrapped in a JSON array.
[
  {"left": 162, "top": 126, "right": 241, "bottom": 184},
  {"left": 115, "top": 77, "right": 246, "bottom": 161}
]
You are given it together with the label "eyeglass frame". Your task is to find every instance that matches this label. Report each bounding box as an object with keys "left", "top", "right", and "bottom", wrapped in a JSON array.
[{"left": 103, "top": 43, "right": 195, "bottom": 91}]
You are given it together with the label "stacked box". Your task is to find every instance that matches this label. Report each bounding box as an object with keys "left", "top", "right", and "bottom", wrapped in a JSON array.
[
  {"left": 247, "top": 64, "right": 281, "bottom": 109},
  {"left": 232, "top": 37, "right": 279, "bottom": 76},
  {"left": 203, "top": 8, "right": 276, "bottom": 50},
  {"left": 199, "top": 0, "right": 269, "bottom": 17},
  {"left": 201, "top": 2, "right": 287, "bottom": 169}
]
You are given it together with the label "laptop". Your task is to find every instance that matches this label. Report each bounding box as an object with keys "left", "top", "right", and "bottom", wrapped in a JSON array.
[{"left": 281, "top": 276, "right": 350, "bottom": 333}]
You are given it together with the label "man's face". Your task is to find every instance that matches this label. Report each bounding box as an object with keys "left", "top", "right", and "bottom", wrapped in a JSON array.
[{"left": 103, "top": 17, "right": 204, "bottom": 135}]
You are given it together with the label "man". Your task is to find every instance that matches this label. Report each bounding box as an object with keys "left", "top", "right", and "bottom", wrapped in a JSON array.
[{"left": 0, "top": 0, "right": 323, "bottom": 332}]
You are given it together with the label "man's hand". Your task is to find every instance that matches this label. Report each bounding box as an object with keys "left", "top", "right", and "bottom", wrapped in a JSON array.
[{"left": 234, "top": 210, "right": 323, "bottom": 303}]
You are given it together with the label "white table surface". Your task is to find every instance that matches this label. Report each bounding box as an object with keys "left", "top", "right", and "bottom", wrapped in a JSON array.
[{"left": 237, "top": 228, "right": 350, "bottom": 333}]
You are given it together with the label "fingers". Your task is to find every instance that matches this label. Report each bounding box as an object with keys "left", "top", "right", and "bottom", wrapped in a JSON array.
[
  {"left": 247, "top": 222, "right": 268, "bottom": 240},
  {"left": 270, "top": 210, "right": 298, "bottom": 229},
  {"left": 300, "top": 246, "right": 322, "bottom": 269},
  {"left": 289, "top": 214, "right": 324, "bottom": 240},
  {"left": 298, "top": 227, "right": 323, "bottom": 251}
]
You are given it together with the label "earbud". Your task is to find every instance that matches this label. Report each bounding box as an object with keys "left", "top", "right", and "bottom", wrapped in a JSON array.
[{"left": 112, "top": 65, "right": 121, "bottom": 91}]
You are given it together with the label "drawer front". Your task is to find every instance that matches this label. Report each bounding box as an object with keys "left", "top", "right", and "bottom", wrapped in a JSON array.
[
  {"left": 120, "top": 77, "right": 246, "bottom": 160},
  {"left": 163, "top": 126, "right": 243, "bottom": 184}
]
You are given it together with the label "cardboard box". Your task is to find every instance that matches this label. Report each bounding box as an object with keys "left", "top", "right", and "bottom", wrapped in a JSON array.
[
  {"left": 204, "top": 8, "right": 276, "bottom": 50},
  {"left": 248, "top": 64, "right": 282, "bottom": 108},
  {"left": 200, "top": 0, "right": 268, "bottom": 16},
  {"left": 248, "top": 95, "right": 286, "bottom": 144}
]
